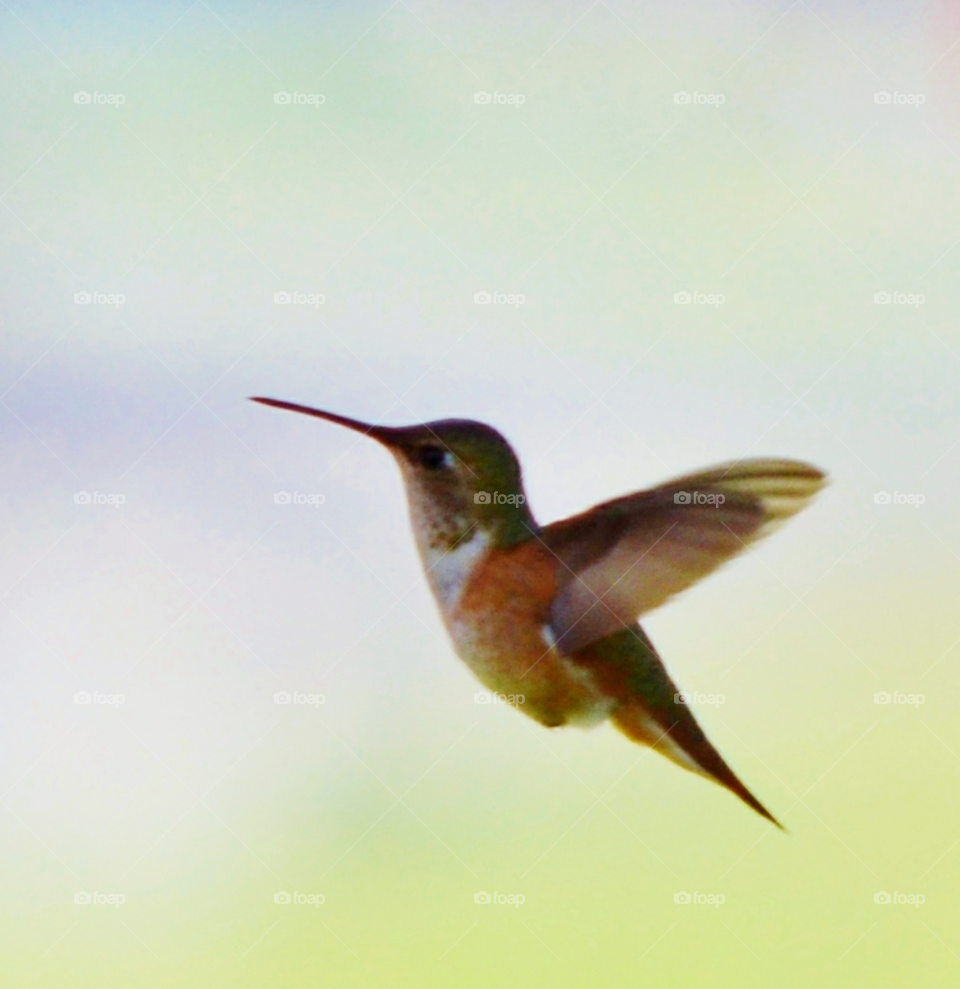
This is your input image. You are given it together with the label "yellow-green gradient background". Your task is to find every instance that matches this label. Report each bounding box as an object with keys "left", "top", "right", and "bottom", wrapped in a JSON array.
[{"left": 2, "top": 2, "right": 959, "bottom": 986}]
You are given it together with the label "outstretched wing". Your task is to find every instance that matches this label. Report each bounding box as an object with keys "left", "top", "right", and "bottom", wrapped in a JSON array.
[{"left": 541, "top": 459, "right": 825, "bottom": 654}]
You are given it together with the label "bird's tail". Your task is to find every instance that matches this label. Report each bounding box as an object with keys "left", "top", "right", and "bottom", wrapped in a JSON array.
[
  {"left": 580, "top": 624, "right": 783, "bottom": 828},
  {"left": 612, "top": 699, "right": 783, "bottom": 828}
]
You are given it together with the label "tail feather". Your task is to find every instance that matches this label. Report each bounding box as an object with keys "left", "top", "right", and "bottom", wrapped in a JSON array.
[
  {"left": 574, "top": 623, "right": 783, "bottom": 828},
  {"left": 612, "top": 701, "right": 783, "bottom": 829}
]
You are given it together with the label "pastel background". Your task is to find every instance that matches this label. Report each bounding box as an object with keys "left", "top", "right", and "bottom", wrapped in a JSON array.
[{"left": 2, "top": 1, "right": 959, "bottom": 986}]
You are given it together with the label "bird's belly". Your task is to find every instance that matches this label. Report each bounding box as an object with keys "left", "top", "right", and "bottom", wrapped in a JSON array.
[
  {"left": 444, "top": 542, "right": 614, "bottom": 728},
  {"left": 447, "top": 615, "right": 612, "bottom": 727}
]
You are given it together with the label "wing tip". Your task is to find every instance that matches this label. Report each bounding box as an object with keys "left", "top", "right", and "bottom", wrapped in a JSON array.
[{"left": 718, "top": 459, "right": 828, "bottom": 528}]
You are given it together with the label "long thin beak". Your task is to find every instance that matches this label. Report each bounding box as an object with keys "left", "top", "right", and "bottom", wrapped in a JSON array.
[{"left": 250, "top": 397, "right": 401, "bottom": 445}]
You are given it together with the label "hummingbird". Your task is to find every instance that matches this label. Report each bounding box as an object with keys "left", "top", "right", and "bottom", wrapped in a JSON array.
[{"left": 253, "top": 397, "right": 826, "bottom": 827}]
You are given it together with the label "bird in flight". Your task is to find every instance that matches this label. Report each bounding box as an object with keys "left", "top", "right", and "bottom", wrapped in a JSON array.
[{"left": 254, "top": 397, "right": 825, "bottom": 827}]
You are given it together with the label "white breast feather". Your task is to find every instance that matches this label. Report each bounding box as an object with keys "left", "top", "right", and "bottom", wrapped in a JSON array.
[{"left": 424, "top": 529, "right": 491, "bottom": 611}]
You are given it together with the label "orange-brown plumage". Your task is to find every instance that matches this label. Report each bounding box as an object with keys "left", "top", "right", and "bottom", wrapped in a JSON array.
[{"left": 452, "top": 540, "right": 611, "bottom": 728}]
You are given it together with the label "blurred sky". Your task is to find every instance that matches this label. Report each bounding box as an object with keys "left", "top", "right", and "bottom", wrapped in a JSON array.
[{"left": 2, "top": 1, "right": 959, "bottom": 987}]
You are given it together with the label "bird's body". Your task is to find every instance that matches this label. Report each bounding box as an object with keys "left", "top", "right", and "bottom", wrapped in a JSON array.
[
  {"left": 253, "top": 397, "right": 827, "bottom": 827},
  {"left": 430, "top": 531, "right": 614, "bottom": 729},
  {"left": 412, "top": 484, "right": 793, "bottom": 822}
]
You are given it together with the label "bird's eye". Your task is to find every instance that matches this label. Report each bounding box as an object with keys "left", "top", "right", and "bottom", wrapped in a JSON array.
[{"left": 418, "top": 445, "right": 450, "bottom": 470}]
